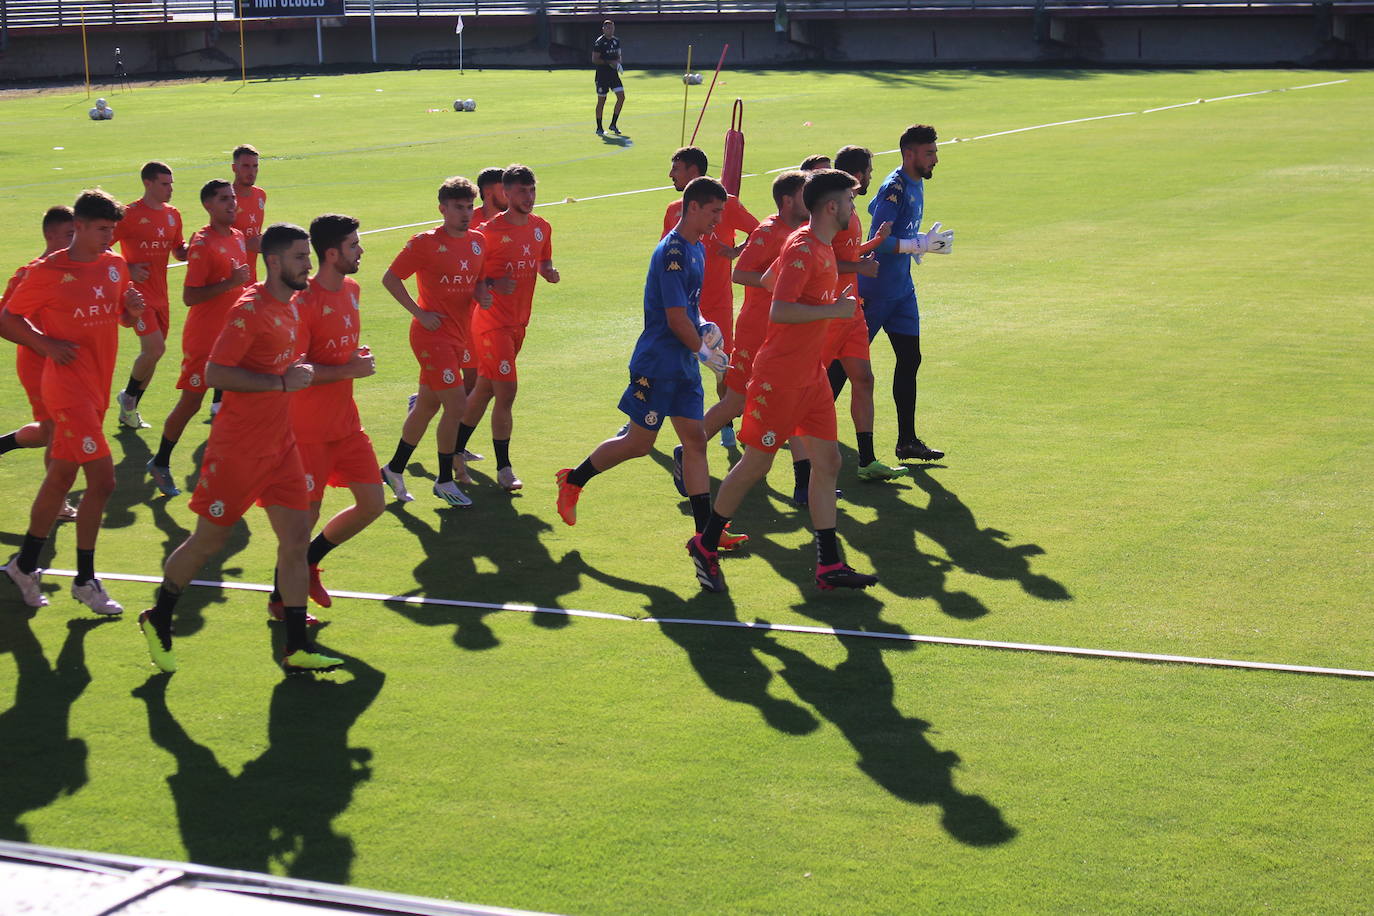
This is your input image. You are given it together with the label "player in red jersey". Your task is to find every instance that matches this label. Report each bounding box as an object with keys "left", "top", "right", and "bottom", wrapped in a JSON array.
[
  {"left": 473, "top": 166, "right": 508, "bottom": 232},
  {"left": 822, "top": 145, "right": 906, "bottom": 483},
  {"left": 381, "top": 177, "right": 492, "bottom": 508},
  {"left": 268, "top": 213, "right": 384, "bottom": 616},
  {"left": 0, "top": 207, "right": 77, "bottom": 490},
  {"left": 662, "top": 146, "right": 758, "bottom": 445},
  {"left": 231, "top": 144, "right": 267, "bottom": 283},
  {"left": 112, "top": 161, "right": 188, "bottom": 429},
  {"left": 139, "top": 223, "right": 344, "bottom": 675},
  {"left": 1, "top": 190, "right": 144, "bottom": 615},
  {"left": 688, "top": 170, "right": 878, "bottom": 593},
  {"left": 455, "top": 164, "right": 559, "bottom": 493},
  {"left": 147, "top": 179, "right": 249, "bottom": 497}
]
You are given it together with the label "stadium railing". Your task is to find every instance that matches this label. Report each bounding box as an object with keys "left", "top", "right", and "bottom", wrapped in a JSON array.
[{"left": 0, "top": 0, "right": 1360, "bottom": 29}]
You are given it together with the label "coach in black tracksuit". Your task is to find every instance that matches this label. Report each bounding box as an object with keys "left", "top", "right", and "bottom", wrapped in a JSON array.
[{"left": 592, "top": 20, "right": 625, "bottom": 135}]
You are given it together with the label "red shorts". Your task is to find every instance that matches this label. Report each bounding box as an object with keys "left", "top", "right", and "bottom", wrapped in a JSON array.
[
  {"left": 410, "top": 323, "right": 469, "bottom": 391},
  {"left": 739, "top": 378, "right": 836, "bottom": 453},
  {"left": 298, "top": 429, "right": 382, "bottom": 499},
  {"left": 475, "top": 325, "right": 526, "bottom": 382},
  {"left": 723, "top": 328, "right": 765, "bottom": 396},
  {"left": 16, "top": 346, "right": 49, "bottom": 423},
  {"left": 189, "top": 441, "right": 310, "bottom": 526},
  {"left": 176, "top": 348, "right": 210, "bottom": 392},
  {"left": 700, "top": 303, "right": 735, "bottom": 353},
  {"left": 822, "top": 313, "right": 870, "bottom": 364},
  {"left": 134, "top": 297, "right": 170, "bottom": 339},
  {"left": 49, "top": 403, "right": 110, "bottom": 464}
]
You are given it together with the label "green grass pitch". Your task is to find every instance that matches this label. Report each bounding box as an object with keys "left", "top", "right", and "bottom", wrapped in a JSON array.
[{"left": 1, "top": 66, "right": 1372, "bottom": 913}]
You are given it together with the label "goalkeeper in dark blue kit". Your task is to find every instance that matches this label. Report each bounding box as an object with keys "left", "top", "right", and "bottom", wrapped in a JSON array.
[
  {"left": 592, "top": 20, "right": 626, "bottom": 135},
  {"left": 858, "top": 124, "right": 955, "bottom": 463}
]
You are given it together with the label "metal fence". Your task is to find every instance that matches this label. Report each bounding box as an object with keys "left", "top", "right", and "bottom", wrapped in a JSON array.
[{"left": 0, "top": 0, "right": 1354, "bottom": 29}]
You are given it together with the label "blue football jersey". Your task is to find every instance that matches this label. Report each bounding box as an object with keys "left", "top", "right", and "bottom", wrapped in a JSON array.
[
  {"left": 858, "top": 166, "right": 924, "bottom": 303},
  {"left": 629, "top": 230, "right": 704, "bottom": 380}
]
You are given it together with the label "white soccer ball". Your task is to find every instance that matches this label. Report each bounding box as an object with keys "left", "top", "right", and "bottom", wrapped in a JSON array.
[
  {"left": 463, "top": 98, "right": 476, "bottom": 111},
  {"left": 89, "top": 98, "right": 114, "bottom": 120}
]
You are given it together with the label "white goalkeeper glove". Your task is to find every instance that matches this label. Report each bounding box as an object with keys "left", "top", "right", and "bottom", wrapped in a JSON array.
[
  {"left": 896, "top": 221, "right": 954, "bottom": 256},
  {"left": 698, "top": 321, "right": 723, "bottom": 352},
  {"left": 697, "top": 342, "right": 730, "bottom": 375}
]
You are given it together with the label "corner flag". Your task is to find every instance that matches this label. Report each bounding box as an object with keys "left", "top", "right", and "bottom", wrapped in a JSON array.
[{"left": 455, "top": 16, "right": 464, "bottom": 34}]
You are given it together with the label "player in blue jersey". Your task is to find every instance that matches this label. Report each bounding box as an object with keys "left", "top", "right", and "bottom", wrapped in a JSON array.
[
  {"left": 858, "top": 124, "right": 955, "bottom": 462},
  {"left": 555, "top": 177, "right": 746, "bottom": 556}
]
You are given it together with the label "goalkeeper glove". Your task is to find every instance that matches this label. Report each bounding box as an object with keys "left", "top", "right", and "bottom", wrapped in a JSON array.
[
  {"left": 698, "top": 321, "right": 723, "bottom": 352},
  {"left": 697, "top": 342, "right": 730, "bottom": 375},
  {"left": 896, "top": 222, "right": 954, "bottom": 256}
]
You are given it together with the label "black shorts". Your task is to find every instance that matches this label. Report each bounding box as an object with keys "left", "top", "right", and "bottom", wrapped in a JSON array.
[{"left": 595, "top": 65, "right": 623, "bottom": 96}]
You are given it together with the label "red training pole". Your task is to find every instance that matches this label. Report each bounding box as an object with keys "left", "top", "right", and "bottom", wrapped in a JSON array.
[{"left": 689, "top": 44, "right": 730, "bottom": 146}]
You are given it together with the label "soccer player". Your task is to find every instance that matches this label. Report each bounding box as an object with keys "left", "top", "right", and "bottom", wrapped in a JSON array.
[
  {"left": 381, "top": 177, "right": 492, "bottom": 507},
  {"left": 688, "top": 170, "right": 878, "bottom": 594},
  {"left": 555, "top": 177, "right": 740, "bottom": 545},
  {"left": 591, "top": 19, "right": 625, "bottom": 135},
  {"left": 147, "top": 179, "right": 249, "bottom": 497},
  {"left": 1, "top": 189, "right": 144, "bottom": 614},
  {"left": 112, "top": 161, "right": 188, "bottom": 429},
  {"left": 277, "top": 213, "right": 384, "bottom": 615},
  {"left": 663, "top": 146, "right": 758, "bottom": 445},
  {"left": 231, "top": 144, "right": 267, "bottom": 283},
  {"left": 0, "top": 206, "right": 77, "bottom": 482},
  {"left": 139, "top": 223, "right": 342, "bottom": 675},
  {"left": 858, "top": 124, "right": 955, "bottom": 463},
  {"left": 473, "top": 167, "right": 508, "bottom": 231},
  {"left": 456, "top": 164, "right": 559, "bottom": 494},
  {"left": 800, "top": 154, "right": 832, "bottom": 171},
  {"left": 823, "top": 144, "right": 907, "bottom": 482}
]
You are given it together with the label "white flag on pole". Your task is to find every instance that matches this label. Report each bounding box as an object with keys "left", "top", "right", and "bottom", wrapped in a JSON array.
[{"left": 455, "top": 16, "right": 464, "bottom": 34}]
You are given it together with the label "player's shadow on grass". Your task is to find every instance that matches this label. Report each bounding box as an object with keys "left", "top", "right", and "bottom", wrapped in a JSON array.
[
  {"left": 138, "top": 490, "right": 251, "bottom": 639},
  {"left": 130, "top": 645, "right": 383, "bottom": 884},
  {"left": 581, "top": 564, "right": 819, "bottom": 736},
  {"left": 0, "top": 612, "right": 114, "bottom": 841},
  {"left": 384, "top": 494, "right": 588, "bottom": 650},
  {"left": 756, "top": 617, "right": 1017, "bottom": 848},
  {"left": 599, "top": 133, "right": 633, "bottom": 148}
]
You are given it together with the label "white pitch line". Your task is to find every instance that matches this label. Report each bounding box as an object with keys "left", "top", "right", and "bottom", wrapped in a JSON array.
[{"left": 42, "top": 569, "right": 1374, "bottom": 680}]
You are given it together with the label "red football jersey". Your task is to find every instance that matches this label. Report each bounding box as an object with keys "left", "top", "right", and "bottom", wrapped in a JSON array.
[
  {"left": 388, "top": 227, "right": 488, "bottom": 348},
  {"left": 731, "top": 214, "right": 792, "bottom": 360},
  {"left": 207, "top": 282, "right": 303, "bottom": 458},
  {"left": 291, "top": 276, "right": 364, "bottom": 444},
  {"left": 231, "top": 184, "right": 268, "bottom": 282},
  {"left": 182, "top": 226, "right": 248, "bottom": 356},
  {"left": 750, "top": 226, "right": 840, "bottom": 390},
  {"left": 475, "top": 213, "right": 552, "bottom": 330},
  {"left": 113, "top": 199, "right": 185, "bottom": 310}
]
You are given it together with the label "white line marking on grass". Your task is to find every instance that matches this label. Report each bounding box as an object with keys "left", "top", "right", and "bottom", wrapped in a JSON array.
[{"left": 44, "top": 569, "right": 1374, "bottom": 679}]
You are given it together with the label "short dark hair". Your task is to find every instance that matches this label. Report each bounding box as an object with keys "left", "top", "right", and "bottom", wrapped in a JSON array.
[
  {"left": 771, "top": 171, "right": 807, "bottom": 208},
  {"left": 502, "top": 164, "right": 536, "bottom": 187},
  {"left": 260, "top": 222, "right": 309, "bottom": 263},
  {"left": 73, "top": 188, "right": 124, "bottom": 223},
  {"left": 672, "top": 146, "right": 708, "bottom": 176},
  {"left": 682, "top": 176, "right": 727, "bottom": 210},
  {"left": 799, "top": 154, "right": 831, "bottom": 172},
  {"left": 899, "top": 124, "right": 938, "bottom": 150},
  {"left": 140, "top": 160, "right": 172, "bottom": 182},
  {"left": 200, "top": 178, "right": 231, "bottom": 203},
  {"left": 833, "top": 145, "right": 872, "bottom": 178},
  {"left": 477, "top": 167, "right": 504, "bottom": 195},
  {"left": 309, "top": 213, "right": 360, "bottom": 263},
  {"left": 232, "top": 144, "right": 260, "bottom": 161},
  {"left": 438, "top": 176, "right": 478, "bottom": 204},
  {"left": 801, "top": 169, "right": 857, "bottom": 213},
  {"left": 42, "top": 205, "right": 75, "bottom": 232}
]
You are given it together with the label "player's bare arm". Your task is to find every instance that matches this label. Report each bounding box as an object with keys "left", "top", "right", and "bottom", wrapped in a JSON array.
[
  {"left": 665, "top": 306, "right": 704, "bottom": 351},
  {"left": 206, "top": 359, "right": 315, "bottom": 393},
  {"left": 769, "top": 293, "right": 856, "bottom": 325},
  {"left": 184, "top": 263, "right": 250, "bottom": 306},
  {"left": 129, "top": 262, "right": 151, "bottom": 284},
  {"left": 731, "top": 267, "right": 768, "bottom": 288},
  {"left": 309, "top": 347, "right": 376, "bottom": 384},
  {"left": 539, "top": 260, "right": 560, "bottom": 284},
  {"left": 381, "top": 269, "right": 442, "bottom": 332},
  {"left": 0, "top": 309, "right": 80, "bottom": 364}
]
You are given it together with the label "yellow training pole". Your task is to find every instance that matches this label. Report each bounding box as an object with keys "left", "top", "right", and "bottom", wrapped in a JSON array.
[
  {"left": 238, "top": 5, "right": 247, "bottom": 86},
  {"left": 680, "top": 45, "right": 693, "bottom": 146},
  {"left": 80, "top": 7, "right": 91, "bottom": 97}
]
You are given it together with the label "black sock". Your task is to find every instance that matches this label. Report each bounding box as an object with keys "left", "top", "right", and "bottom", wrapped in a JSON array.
[
  {"left": 816, "top": 528, "right": 841, "bottom": 567},
  {"left": 827, "top": 359, "right": 849, "bottom": 401},
  {"left": 306, "top": 534, "right": 337, "bottom": 567},
  {"left": 284, "top": 607, "right": 309, "bottom": 653},
  {"left": 0, "top": 432, "right": 19, "bottom": 455},
  {"left": 387, "top": 439, "right": 416, "bottom": 475},
  {"left": 793, "top": 458, "right": 812, "bottom": 493},
  {"left": 436, "top": 451, "right": 455, "bottom": 484},
  {"left": 701, "top": 511, "right": 730, "bottom": 552},
  {"left": 689, "top": 493, "right": 712, "bottom": 533},
  {"left": 125, "top": 373, "right": 144, "bottom": 401},
  {"left": 75, "top": 548, "right": 95, "bottom": 586},
  {"left": 455, "top": 422, "right": 477, "bottom": 453},
  {"left": 16, "top": 533, "right": 46, "bottom": 574},
  {"left": 597, "top": 118, "right": 604, "bottom": 130},
  {"left": 270, "top": 568, "right": 281, "bottom": 604},
  {"left": 211, "top": 388, "right": 224, "bottom": 405},
  {"left": 153, "top": 435, "right": 176, "bottom": 468},
  {"left": 857, "top": 432, "right": 876, "bottom": 467},
  {"left": 493, "top": 438, "right": 511, "bottom": 471},
  {"left": 566, "top": 457, "right": 600, "bottom": 489},
  {"left": 150, "top": 584, "right": 180, "bottom": 645},
  {"left": 890, "top": 333, "right": 922, "bottom": 444}
]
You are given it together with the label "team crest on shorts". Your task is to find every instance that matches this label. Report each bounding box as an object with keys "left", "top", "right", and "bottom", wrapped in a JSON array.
[
  {"left": 209, "top": 500, "right": 225, "bottom": 518},
  {"left": 644, "top": 411, "right": 660, "bottom": 427},
  {"left": 442, "top": 368, "right": 456, "bottom": 385},
  {"left": 107, "top": 265, "right": 120, "bottom": 283},
  {"left": 499, "top": 360, "right": 511, "bottom": 375},
  {"left": 190, "top": 373, "right": 201, "bottom": 389},
  {"left": 136, "top": 319, "right": 146, "bottom": 332},
  {"left": 462, "top": 350, "right": 472, "bottom": 363},
  {"left": 81, "top": 436, "right": 97, "bottom": 454},
  {"left": 534, "top": 227, "right": 544, "bottom": 242},
  {"left": 761, "top": 431, "right": 777, "bottom": 448},
  {"left": 305, "top": 473, "right": 316, "bottom": 493}
]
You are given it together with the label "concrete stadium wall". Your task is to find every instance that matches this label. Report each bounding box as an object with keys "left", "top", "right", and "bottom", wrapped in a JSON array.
[{"left": 1, "top": 10, "right": 1369, "bottom": 82}]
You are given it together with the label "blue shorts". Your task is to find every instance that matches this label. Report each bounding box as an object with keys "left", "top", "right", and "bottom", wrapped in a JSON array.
[
  {"left": 864, "top": 291, "right": 920, "bottom": 339},
  {"left": 617, "top": 374, "right": 703, "bottom": 430}
]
